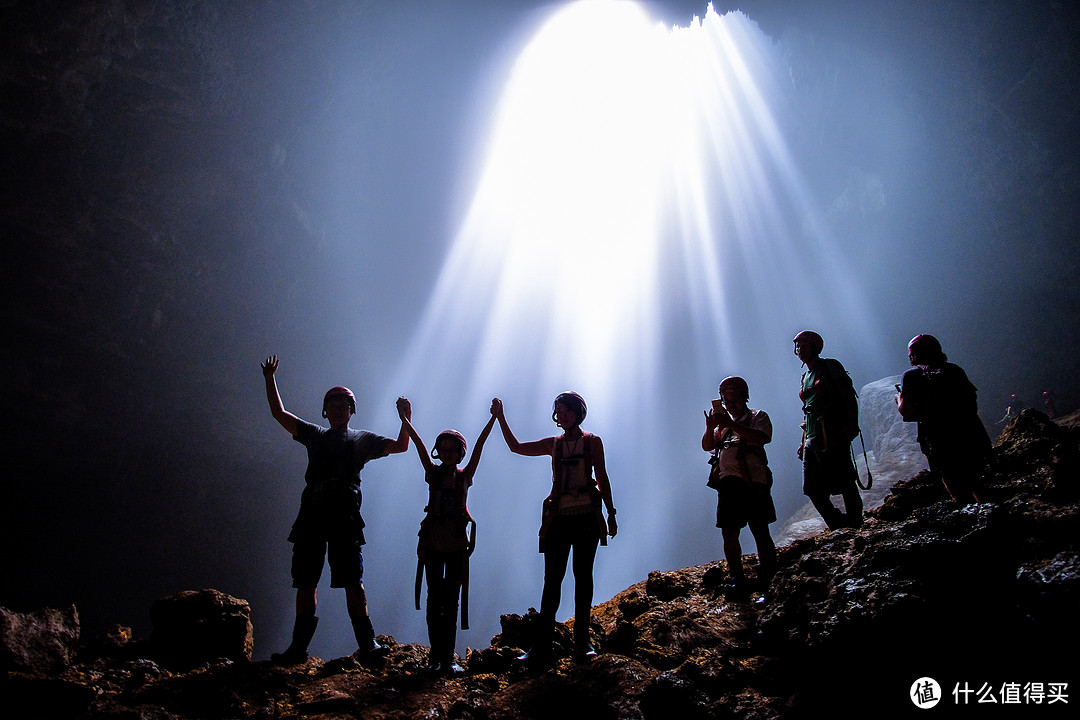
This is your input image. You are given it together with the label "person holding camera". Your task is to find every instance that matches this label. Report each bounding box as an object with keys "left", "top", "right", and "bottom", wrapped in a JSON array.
[{"left": 702, "top": 376, "right": 777, "bottom": 598}]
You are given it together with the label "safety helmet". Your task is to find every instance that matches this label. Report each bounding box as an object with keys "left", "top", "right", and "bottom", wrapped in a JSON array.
[
  {"left": 718, "top": 376, "right": 750, "bottom": 402},
  {"left": 552, "top": 391, "right": 587, "bottom": 426},
  {"left": 907, "top": 334, "right": 944, "bottom": 364},
  {"left": 323, "top": 386, "right": 356, "bottom": 416},
  {"left": 793, "top": 330, "right": 824, "bottom": 355},
  {"left": 433, "top": 429, "right": 467, "bottom": 460}
]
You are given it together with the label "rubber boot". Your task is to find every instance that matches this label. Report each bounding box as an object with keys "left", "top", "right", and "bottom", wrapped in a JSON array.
[
  {"left": 440, "top": 621, "right": 463, "bottom": 675},
  {"left": 271, "top": 615, "right": 318, "bottom": 665},
  {"left": 352, "top": 615, "right": 388, "bottom": 661}
]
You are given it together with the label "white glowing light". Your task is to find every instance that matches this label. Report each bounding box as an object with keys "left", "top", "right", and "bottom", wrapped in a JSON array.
[{"left": 377, "top": 1, "right": 884, "bottom": 651}]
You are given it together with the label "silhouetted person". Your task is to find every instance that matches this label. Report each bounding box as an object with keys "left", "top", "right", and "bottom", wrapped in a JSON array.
[
  {"left": 261, "top": 355, "right": 410, "bottom": 664},
  {"left": 702, "top": 376, "right": 777, "bottom": 598},
  {"left": 896, "top": 335, "right": 991, "bottom": 503},
  {"left": 794, "top": 330, "right": 864, "bottom": 529},
  {"left": 396, "top": 400, "right": 496, "bottom": 675},
  {"left": 1043, "top": 391, "right": 1057, "bottom": 419},
  {"left": 491, "top": 392, "right": 617, "bottom": 668}
]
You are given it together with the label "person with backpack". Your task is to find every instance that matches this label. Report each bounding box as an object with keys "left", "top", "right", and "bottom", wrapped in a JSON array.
[
  {"left": 793, "top": 331, "right": 864, "bottom": 529},
  {"left": 702, "top": 376, "right": 777, "bottom": 598},
  {"left": 261, "top": 355, "right": 411, "bottom": 664},
  {"left": 896, "top": 334, "right": 990, "bottom": 503},
  {"left": 491, "top": 392, "right": 617, "bottom": 668},
  {"left": 396, "top": 400, "right": 497, "bottom": 675}
]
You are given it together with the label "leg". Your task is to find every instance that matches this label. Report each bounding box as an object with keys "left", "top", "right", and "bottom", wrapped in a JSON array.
[
  {"left": 721, "top": 527, "right": 745, "bottom": 582},
  {"left": 808, "top": 493, "right": 845, "bottom": 530},
  {"left": 570, "top": 527, "right": 599, "bottom": 658},
  {"left": 525, "top": 524, "right": 571, "bottom": 668},
  {"left": 439, "top": 553, "right": 466, "bottom": 673},
  {"left": 748, "top": 521, "right": 777, "bottom": 587},
  {"left": 273, "top": 540, "right": 324, "bottom": 664},
  {"left": 840, "top": 484, "right": 864, "bottom": 527},
  {"left": 296, "top": 587, "right": 317, "bottom": 616}
]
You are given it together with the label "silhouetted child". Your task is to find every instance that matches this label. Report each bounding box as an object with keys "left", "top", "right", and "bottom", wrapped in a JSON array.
[
  {"left": 396, "top": 398, "right": 496, "bottom": 675},
  {"left": 491, "top": 392, "right": 617, "bottom": 668},
  {"left": 261, "top": 355, "right": 410, "bottom": 664}
]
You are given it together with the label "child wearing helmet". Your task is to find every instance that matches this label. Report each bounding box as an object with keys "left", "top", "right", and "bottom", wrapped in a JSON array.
[
  {"left": 702, "top": 376, "right": 777, "bottom": 598},
  {"left": 395, "top": 399, "right": 497, "bottom": 675},
  {"left": 261, "top": 355, "right": 411, "bottom": 664},
  {"left": 490, "top": 392, "right": 617, "bottom": 668}
]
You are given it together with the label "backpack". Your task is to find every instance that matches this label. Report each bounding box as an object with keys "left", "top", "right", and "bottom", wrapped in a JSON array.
[{"left": 821, "top": 358, "right": 860, "bottom": 444}]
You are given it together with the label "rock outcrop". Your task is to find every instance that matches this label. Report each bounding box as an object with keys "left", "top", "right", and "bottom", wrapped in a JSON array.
[
  {"left": 0, "top": 605, "right": 79, "bottom": 674},
  {"left": 2, "top": 410, "right": 1076, "bottom": 719}
]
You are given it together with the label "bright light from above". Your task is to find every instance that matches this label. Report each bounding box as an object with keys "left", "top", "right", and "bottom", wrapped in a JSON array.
[{"left": 376, "top": 0, "right": 885, "bottom": 650}]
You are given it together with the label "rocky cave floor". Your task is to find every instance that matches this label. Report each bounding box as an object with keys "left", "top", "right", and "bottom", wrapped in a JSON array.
[{"left": 3, "top": 409, "right": 1078, "bottom": 719}]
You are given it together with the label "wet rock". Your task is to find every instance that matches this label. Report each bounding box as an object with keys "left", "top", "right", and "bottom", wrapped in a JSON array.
[{"left": 0, "top": 604, "right": 80, "bottom": 674}]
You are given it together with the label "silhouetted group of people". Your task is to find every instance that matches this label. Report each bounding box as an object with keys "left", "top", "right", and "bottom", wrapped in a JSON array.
[
  {"left": 701, "top": 330, "right": 992, "bottom": 599},
  {"left": 260, "top": 330, "right": 992, "bottom": 671},
  {"left": 262, "top": 357, "right": 615, "bottom": 674}
]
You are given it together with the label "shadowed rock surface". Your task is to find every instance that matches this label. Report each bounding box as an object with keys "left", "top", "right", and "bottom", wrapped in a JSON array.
[{"left": 3, "top": 409, "right": 1076, "bottom": 718}]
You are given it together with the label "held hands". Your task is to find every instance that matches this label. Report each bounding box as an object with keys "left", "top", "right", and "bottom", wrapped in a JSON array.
[
  {"left": 490, "top": 397, "right": 504, "bottom": 420},
  {"left": 261, "top": 355, "right": 279, "bottom": 378},
  {"left": 396, "top": 396, "right": 412, "bottom": 421}
]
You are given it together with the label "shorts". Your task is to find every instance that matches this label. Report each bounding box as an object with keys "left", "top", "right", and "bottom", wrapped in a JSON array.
[
  {"left": 715, "top": 475, "right": 776, "bottom": 529},
  {"left": 802, "top": 435, "right": 859, "bottom": 496},
  {"left": 290, "top": 536, "right": 364, "bottom": 588}
]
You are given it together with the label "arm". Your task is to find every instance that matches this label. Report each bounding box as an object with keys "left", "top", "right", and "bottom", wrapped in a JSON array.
[
  {"left": 397, "top": 398, "right": 434, "bottom": 472},
  {"left": 383, "top": 396, "right": 413, "bottom": 455},
  {"left": 897, "top": 393, "right": 918, "bottom": 421},
  {"left": 701, "top": 409, "right": 720, "bottom": 452},
  {"left": 591, "top": 435, "right": 618, "bottom": 538},
  {"left": 462, "top": 414, "right": 497, "bottom": 479},
  {"left": 896, "top": 376, "right": 919, "bottom": 421},
  {"left": 490, "top": 397, "right": 554, "bottom": 457},
  {"left": 262, "top": 355, "right": 299, "bottom": 436}
]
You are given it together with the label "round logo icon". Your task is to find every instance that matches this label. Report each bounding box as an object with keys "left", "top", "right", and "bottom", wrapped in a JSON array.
[{"left": 911, "top": 677, "right": 942, "bottom": 709}]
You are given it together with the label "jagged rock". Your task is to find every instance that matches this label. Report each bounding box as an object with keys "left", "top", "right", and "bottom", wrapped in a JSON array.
[
  {"left": 148, "top": 589, "right": 253, "bottom": 668},
  {"left": 0, "top": 604, "right": 80, "bottom": 674}
]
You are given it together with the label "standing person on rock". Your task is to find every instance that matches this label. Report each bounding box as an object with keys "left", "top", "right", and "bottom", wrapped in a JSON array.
[
  {"left": 896, "top": 334, "right": 991, "bottom": 504},
  {"left": 491, "top": 392, "right": 617, "bottom": 669},
  {"left": 702, "top": 376, "right": 778, "bottom": 599},
  {"left": 794, "top": 331, "right": 864, "bottom": 530},
  {"left": 396, "top": 399, "right": 497, "bottom": 675},
  {"left": 261, "top": 355, "right": 411, "bottom": 664}
]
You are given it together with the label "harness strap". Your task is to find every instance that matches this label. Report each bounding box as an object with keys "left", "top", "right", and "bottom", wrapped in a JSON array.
[{"left": 460, "top": 519, "right": 475, "bottom": 630}]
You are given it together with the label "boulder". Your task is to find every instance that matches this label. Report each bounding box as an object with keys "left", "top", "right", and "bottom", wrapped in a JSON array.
[
  {"left": 149, "top": 589, "right": 253, "bottom": 667},
  {"left": 859, "top": 375, "right": 921, "bottom": 463},
  {"left": 0, "top": 604, "right": 80, "bottom": 674}
]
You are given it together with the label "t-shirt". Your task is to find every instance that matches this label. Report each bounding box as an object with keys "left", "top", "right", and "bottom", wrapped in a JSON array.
[
  {"left": 713, "top": 409, "right": 772, "bottom": 485},
  {"left": 287, "top": 420, "right": 391, "bottom": 543}
]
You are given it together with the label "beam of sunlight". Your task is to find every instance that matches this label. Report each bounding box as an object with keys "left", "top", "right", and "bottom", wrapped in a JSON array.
[{"left": 368, "top": 1, "right": 888, "bottom": 651}]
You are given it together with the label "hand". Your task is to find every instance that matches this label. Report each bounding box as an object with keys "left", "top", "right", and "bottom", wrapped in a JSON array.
[
  {"left": 262, "top": 355, "right": 278, "bottom": 378},
  {"left": 796, "top": 443, "right": 804, "bottom": 461},
  {"left": 396, "top": 396, "right": 412, "bottom": 420},
  {"left": 607, "top": 514, "right": 618, "bottom": 538},
  {"left": 490, "top": 397, "right": 504, "bottom": 419},
  {"left": 704, "top": 409, "right": 718, "bottom": 429}
]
